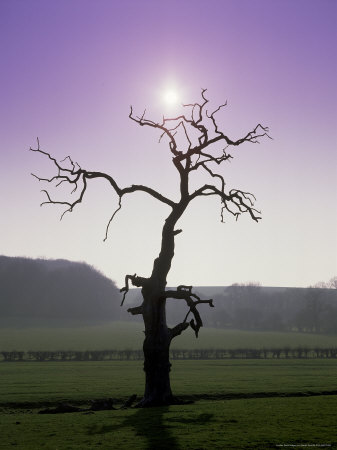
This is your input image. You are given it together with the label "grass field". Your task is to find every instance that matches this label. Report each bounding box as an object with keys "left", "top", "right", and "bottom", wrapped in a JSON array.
[
  {"left": 1, "top": 322, "right": 337, "bottom": 351},
  {"left": 1, "top": 396, "right": 336, "bottom": 449},
  {"left": 1, "top": 360, "right": 336, "bottom": 449},
  {"left": 1, "top": 360, "right": 337, "bottom": 406}
]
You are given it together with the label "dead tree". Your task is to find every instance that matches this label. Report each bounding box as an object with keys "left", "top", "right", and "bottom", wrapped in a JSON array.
[{"left": 30, "top": 89, "right": 271, "bottom": 406}]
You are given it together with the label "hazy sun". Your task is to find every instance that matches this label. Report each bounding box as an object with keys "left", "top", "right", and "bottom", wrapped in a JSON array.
[{"left": 163, "top": 89, "right": 179, "bottom": 105}]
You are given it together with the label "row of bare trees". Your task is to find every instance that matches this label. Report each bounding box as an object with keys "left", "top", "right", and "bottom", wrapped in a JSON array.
[
  {"left": 2, "top": 347, "right": 337, "bottom": 362},
  {"left": 186, "top": 285, "right": 337, "bottom": 333}
]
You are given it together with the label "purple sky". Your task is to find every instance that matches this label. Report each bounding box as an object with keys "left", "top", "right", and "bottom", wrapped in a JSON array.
[{"left": 1, "top": 0, "right": 336, "bottom": 288}]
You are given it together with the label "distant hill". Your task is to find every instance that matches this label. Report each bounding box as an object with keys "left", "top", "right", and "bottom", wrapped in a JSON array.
[{"left": 0, "top": 256, "right": 124, "bottom": 326}]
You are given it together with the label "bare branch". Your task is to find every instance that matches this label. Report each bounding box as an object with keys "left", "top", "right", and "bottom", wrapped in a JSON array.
[
  {"left": 189, "top": 183, "right": 261, "bottom": 223},
  {"left": 169, "top": 322, "right": 189, "bottom": 339},
  {"left": 189, "top": 148, "right": 232, "bottom": 172},
  {"left": 37, "top": 173, "right": 87, "bottom": 221},
  {"left": 127, "top": 305, "right": 143, "bottom": 316},
  {"left": 206, "top": 101, "right": 228, "bottom": 135},
  {"left": 120, "top": 273, "right": 148, "bottom": 306},
  {"left": 30, "top": 141, "right": 176, "bottom": 240},
  {"left": 129, "top": 106, "right": 181, "bottom": 157},
  {"left": 181, "top": 121, "right": 192, "bottom": 150},
  {"left": 163, "top": 286, "right": 214, "bottom": 338},
  {"left": 183, "top": 88, "right": 209, "bottom": 124},
  {"left": 200, "top": 162, "right": 225, "bottom": 193},
  {"left": 103, "top": 197, "right": 122, "bottom": 242}
]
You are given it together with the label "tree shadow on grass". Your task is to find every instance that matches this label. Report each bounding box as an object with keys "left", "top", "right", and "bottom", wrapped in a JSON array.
[{"left": 87, "top": 406, "right": 213, "bottom": 450}]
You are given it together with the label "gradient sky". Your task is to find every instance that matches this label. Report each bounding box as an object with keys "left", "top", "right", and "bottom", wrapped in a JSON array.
[{"left": 1, "top": 0, "right": 336, "bottom": 288}]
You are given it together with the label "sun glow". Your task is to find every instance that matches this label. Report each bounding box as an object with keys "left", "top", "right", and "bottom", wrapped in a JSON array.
[{"left": 163, "top": 89, "right": 179, "bottom": 106}]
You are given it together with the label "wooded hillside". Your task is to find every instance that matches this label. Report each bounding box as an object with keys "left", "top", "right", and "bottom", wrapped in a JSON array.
[{"left": 0, "top": 256, "right": 122, "bottom": 325}]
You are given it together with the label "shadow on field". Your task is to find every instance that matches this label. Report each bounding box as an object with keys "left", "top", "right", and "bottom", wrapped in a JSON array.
[{"left": 87, "top": 406, "right": 213, "bottom": 449}]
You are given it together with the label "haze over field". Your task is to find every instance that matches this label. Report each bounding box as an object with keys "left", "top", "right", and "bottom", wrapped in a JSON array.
[
  {"left": 1, "top": 0, "right": 336, "bottom": 288},
  {"left": 1, "top": 256, "right": 336, "bottom": 334}
]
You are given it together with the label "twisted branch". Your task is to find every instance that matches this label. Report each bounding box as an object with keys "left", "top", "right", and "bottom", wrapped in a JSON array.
[
  {"left": 120, "top": 273, "right": 148, "bottom": 306},
  {"left": 164, "top": 285, "right": 214, "bottom": 338}
]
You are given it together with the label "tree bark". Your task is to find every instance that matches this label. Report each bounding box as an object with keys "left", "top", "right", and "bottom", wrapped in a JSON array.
[
  {"left": 137, "top": 205, "right": 186, "bottom": 407},
  {"left": 138, "top": 290, "right": 173, "bottom": 406}
]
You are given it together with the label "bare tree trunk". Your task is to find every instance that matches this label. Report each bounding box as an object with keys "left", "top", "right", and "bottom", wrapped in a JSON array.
[
  {"left": 137, "top": 208, "right": 184, "bottom": 407},
  {"left": 138, "top": 290, "right": 173, "bottom": 406}
]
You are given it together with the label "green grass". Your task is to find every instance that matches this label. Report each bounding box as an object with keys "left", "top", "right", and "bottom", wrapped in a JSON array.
[
  {"left": 1, "top": 360, "right": 336, "bottom": 406},
  {"left": 1, "top": 396, "right": 336, "bottom": 449},
  {"left": 1, "top": 360, "right": 336, "bottom": 449},
  {"left": 1, "top": 322, "right": 337, "bottom": 351}
]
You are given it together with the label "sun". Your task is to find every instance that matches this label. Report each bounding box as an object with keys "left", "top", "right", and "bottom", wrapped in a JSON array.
[{"left": 163, "top": 89, "right": 179, "bottom": 106}]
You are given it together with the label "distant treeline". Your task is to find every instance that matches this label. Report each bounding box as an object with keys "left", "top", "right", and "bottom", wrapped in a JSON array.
[
  {"left": 166, "top": 284, "right": 337, "bottom": 334},
  {"left": 1, "top": 347, "right": 337, "bottom": 362}
]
